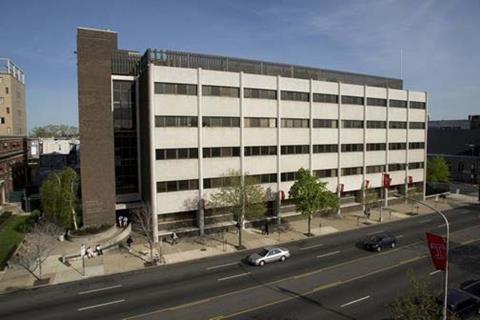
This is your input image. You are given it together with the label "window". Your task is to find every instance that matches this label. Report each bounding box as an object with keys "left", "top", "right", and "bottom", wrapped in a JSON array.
[
  {"left": 389, "top": 163, "right": 407, "bottom": 171},
  {"left": 342, "top": 120, "right": 364, "bottom": 128},
  {"left": 281, "top": 171, "right": 299, "bottom": 181},
  {"left": 367, "top": 97, "right": 387, "bottom": 107},
  {"left": 409, "top": 142, "right": 425, "bottom": 149},
  {"left": 5, "top": 87, "right": 9, "bottom": 95},
  {"left": 281, "top": 145, "right": 309, "bottom": 155},
  {"left": 244, "top": 88, "right": 277, "bottom": 99},
  {"left": 314, "top": 168, "right": 338, "bottom": 178},
  {"left": 156, "top": 148, "right": 198, "bottom": 160},
  {"left": 155, "top": 116, "right": 198, "bottom": 127},
  {"left": 341, "top": 95, "right": 364, "bottom": 105},
  {"left": 390, "top": 99, "right": 407, "bottom": 108},
  {"left": 367, "top": 121, "right": 387, "bottom": 129},
  {"left": 203, "top": 147, "right": 240, "bottom": 158},
  {"left": 389, "top": 121, "right": 407, "bottom": 129},
  {"left": 6, "top": 107, "right": 9, "bottom": 114},
  {"left": 154, "top": 82, "right": 197, "bottom": 95},
  {"left": 248, "top": 173, "right": 277, "bottom": 184},
  {"left": 313, "top": 144, "right": 338, "bottom": 153},
  {"left": 341, "top": 144, "right": 364, "bottom": 152},
  {"left": 366, "top": 165, "right": 385, "bottom": 174},
  {"left": 202, "top": 85, "right": 240, "bottom": 97},
  {"left": 389, "top": 143, "right": 406, "bottom": 150},
  {"left": 157, "top": 179, "right": 198, "bottom": 192},
  {"left": 409, "top": 162, "right": 424, "bottom": 169},
  {"left": 313, "top": 119, "right": 338, "bottom": 128},
  {"left": 366, "top": 143, "right": 386, "bottom": 151},
  {"left": 203, "top": 176, "right": 237, "bottom": 189},
  {"left": 281, "top": 90, "right": 309, "bottom": 102},
  {"left": 341, "top": 167, "right": 363, "bottom": 176},
  {"left": 409, "top": 122, "right": 425, "bottom": 129},
  {"left": 244, "top": 117, "right": 277, "bottom": 128},
  {"left": 281, "top": 118, "right": 309, "bottom": 128},
  {"left": 202, "top": 117, "right": 240, "bottom": 127},
  {"left": 313, "top": 93, "right": 338, "bottom": 104},
  {"left": 0, "top": 117, "right": 4, "bottom": 124},
  {"left": 244, "top": 145, "right": 277, "bottom": 156},
  {"left": 410, "top": 101, "right": 426, "bottom": 109}
]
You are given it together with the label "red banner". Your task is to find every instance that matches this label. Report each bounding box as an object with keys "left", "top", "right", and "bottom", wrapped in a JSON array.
[{"left": 426, "top": 232, "right": 447, "bottom": 271}]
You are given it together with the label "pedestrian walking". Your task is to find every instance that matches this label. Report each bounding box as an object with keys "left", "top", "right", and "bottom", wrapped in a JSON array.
[
  {"left": 171, "top": 232, "right": 178, "bottom": 245},
  {"left": 126, "top": 235, "right": 133, "bottom": 249},
  {"left": 118, "top": 215, "right": 123, "bottom": 227},
  {"left": 86, "top": 246, "right": 94, "bottom": 259},
  {"left": 122, "top": 216, "right": 128, "bottom": 228},
  {"left": 95, "top": 244, "right": 103, "bottom": 256},
  {"left": 265, "top": 220, "right": 269, "bottom": 235}
]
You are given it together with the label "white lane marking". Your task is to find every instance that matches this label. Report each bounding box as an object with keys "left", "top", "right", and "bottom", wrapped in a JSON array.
[
  {"left": 78, "top": 284, "right": 122, "bottom": 295},
  {"left": 430, "top": 270, "right": 442, "bottom": 276},
  {"left": 419, "top": 219, "right": 432, "bottom": 224},
  {"left": 317, "top": 251, "right": 341, "bottom": 259},
  {"left": 206, "top": 262, "right": 238, "bottom": 270},
  {"left": 396, "top": 234, "right": 404, "bottom": 239},
  {"left": 300, "top": 243, "right": 324, "bottom": 250},
  {"left": 367, "top": 230, "right": 384, "bottom": 235},
  {"left": 218, "top": 272, "right": 250, "bottom": 282},
  {"left": 340, "top": 295, "right": 371, "bottom": 308},
  {"left": 78, "top": 299, "right": 125, "bottom": 312}
]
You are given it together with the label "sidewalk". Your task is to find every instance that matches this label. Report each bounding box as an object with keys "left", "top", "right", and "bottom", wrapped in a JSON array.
[{"left": 0, "top": 196, "right": 475, "bottom": 293}]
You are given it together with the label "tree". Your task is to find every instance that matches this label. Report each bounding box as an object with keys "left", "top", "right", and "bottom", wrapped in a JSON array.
[
  {"left": 289, "top": 168, "right": 339, "bottom": 236},
  {"left": 40, "top": 168, "right": 80, "bottom": 230},
  {"left": 132, "top": 205, "right": 158, "bottom": 264},
  {"left": 427, "top": 156, "right": 450, "bottom": 184},
  {"left": 209, "top": 170, "right": 267, "bottom": 249},
  {"left": 30, "top": 124, "right": 78, "bottom": 138},
  {"left": 12, "top": 222, "right": 62, "bottom": 280},
  {"left": 389, "top": 270, "right": 442, "bottom": 320}
]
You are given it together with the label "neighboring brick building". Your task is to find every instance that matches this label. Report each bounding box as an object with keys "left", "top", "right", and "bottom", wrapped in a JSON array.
[
  {"left": 0, "top": 59, "right": 27, "bottom": 136},
  {"left": 0, "top": 136, "right": 27, "bottom": 204}
]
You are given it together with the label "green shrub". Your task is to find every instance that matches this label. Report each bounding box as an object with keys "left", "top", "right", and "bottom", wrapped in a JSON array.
[
  {"left": 0, "top": 212, "right": 13, "bottom": 229},
  {"left": 0, "top": 216, "right": 28, "bottom": 270}
]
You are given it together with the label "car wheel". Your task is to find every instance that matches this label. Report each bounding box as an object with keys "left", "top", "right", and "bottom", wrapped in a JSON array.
[
  {"left": 259, "top": 260, "right": 265, "bottom": 267},
  {"left": 280, "top": 255, "right": 286, "bottom": 262},
  {"left": 376, "top": 246, "right": 382, "bottom": 252},
  {"left": 391, "top": 242, "right": 396, "bottom": 248}
]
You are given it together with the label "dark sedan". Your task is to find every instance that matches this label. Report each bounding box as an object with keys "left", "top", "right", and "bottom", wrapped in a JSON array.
[
  {"left": 461, "top": 280, "right": 480, "bottom": 299},
  {"left": 362, "top": 233, "right": 397, "bottom": 252},
  {"left": 438, "top": 289, "right": 480, "bottom": 319}
]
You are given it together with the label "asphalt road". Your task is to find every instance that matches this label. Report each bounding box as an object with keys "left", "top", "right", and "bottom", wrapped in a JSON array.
[{"left": 0, "top": 203, "right": 479, "bottom": 320}]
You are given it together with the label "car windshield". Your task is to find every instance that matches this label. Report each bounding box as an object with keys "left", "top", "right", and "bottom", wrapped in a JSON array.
[
  {"left": 258, "top": 249, "right": 269, "bottom": 257},
  {"left": 369, "top": 236, "right": 380, "bottom": 242}
]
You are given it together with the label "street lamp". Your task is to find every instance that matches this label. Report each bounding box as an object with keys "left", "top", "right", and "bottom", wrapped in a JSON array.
[{"left": 394, "top": 193, "right": 449, "bottom": 320}]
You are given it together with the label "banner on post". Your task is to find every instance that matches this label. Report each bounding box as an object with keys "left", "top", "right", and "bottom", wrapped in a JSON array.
[{"left": 426, "top": 232, "right": 447, "bottom": 271}]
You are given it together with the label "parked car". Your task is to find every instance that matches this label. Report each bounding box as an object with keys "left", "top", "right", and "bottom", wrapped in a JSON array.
[
  {"left": 247, "top": 247, "right": 290, "bottom": 266},
  {"left": 362, "top": 233, "right": 396, "bottom": 252},
  {"left": 437, "top": 289, "right": 480, "bottom": 319},
  {"left": 461, "top": 280, "right": 480, "bottom": 299}
]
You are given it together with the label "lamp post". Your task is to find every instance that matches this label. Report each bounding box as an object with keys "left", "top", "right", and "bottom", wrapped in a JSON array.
[{"left": 395, "top": 193, "right": 449, "bottom": 320}]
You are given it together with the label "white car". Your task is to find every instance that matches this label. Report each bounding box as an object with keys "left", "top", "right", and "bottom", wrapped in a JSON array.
[{"left": 247, "top": 247, "right": 290, "bottom": 266}]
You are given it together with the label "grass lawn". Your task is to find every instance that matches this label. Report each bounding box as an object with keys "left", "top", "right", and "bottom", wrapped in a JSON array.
[{"left": 0, "top": 215, "right": 27, "bottom": 270}]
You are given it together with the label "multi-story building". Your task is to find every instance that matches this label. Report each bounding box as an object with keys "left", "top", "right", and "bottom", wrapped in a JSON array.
[
  {"left": 0, "top": 59, "right": 27, "bottom": 136},
  {"left": 77, "top": 28, "right": 427, "bottom": 239},
  {"left": 428, "top": 115, "right": 480, "bottom": 183},
  {"left": 0, "top": 136, "right": 27, "bottom": 204}
]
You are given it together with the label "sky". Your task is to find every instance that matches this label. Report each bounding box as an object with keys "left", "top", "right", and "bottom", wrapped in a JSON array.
[{"left": 1, "top": 0, "right": 479, "bottom": 131}]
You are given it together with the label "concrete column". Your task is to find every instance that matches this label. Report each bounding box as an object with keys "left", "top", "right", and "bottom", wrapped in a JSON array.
[
  {"left": 197, "top": 68, "right": 205, "bottom": 235},
  {"left": 276, "top": 75, "right": 282, "bottom": 223},
  {"left": 362, "top": 85, "right": 367, "bottom": 212},
  {"left": 148, "top": 64, "right": 159, "bottom": 243},
  {"left": 405, "top": 90, "right": 411, "bottom": 200},
  {"left": 337, "top": 82, "right": 342, "bottom": 215},
  {"left": 240, "top": 72, "right": 245, "bottom": 177},
  {"left": 423, "top": 92, "right": 429, "bottom": 201},
  {"left": 309, "top": 79, "right": 313, "bottom": 175},
  {"left": 384, "top": 88, "right": 390, "bottom": 207}
]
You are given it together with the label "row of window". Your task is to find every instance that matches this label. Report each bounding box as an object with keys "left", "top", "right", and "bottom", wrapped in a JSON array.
[
  {"left": 157, "top": 162, "right": 425, "bottom": 192},
  {"left": 154, "top": 82, "right": 426, "bottom": 109},
  {"left": 156, "top": 141, "right": 426, "bottom": 160},
  {"left": 155, "top": 115, "right": 424, "bottom": 130}
]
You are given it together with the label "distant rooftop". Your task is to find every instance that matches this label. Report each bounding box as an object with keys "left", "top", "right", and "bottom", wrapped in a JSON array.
[
  {"left": 0, "top": 58, "right": 25, "bottom": 84},
  {"left": 112, "top": 48, "right": 403, "bottom": 89}
]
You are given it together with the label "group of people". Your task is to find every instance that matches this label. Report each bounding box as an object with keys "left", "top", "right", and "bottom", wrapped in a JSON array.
[
  {"left": 80, "top": 244, "right": 103, "bottom": 259},
  {"left": 117, "top": 215, "right": 129, "bottom": 228}
]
